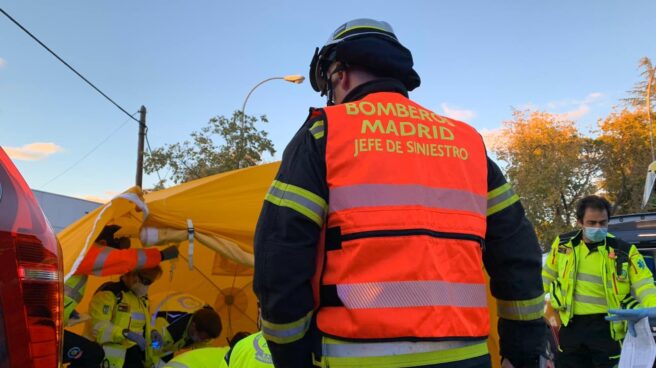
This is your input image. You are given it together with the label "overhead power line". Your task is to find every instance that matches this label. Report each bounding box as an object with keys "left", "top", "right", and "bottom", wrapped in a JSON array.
[
  {"left": 145, "top": 133, "right": 163, "bottom": 183},
  {"left": 40, "top": 113, "right": 138, "bottom": 188},
  {"left": 0, "top": 7, "right": 141, "bottom": 126}
]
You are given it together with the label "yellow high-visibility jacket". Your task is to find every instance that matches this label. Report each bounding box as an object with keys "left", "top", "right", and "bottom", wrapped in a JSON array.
[
  {"left": 542, "top": 230, "right": 656, "bottom": 340},
  {"left": 86, "top": 280, "right": 151, "bottom": 368}
]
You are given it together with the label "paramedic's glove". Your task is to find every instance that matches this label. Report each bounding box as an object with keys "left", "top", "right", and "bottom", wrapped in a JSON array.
[
  {"left": 160, "top": 246, "right": 179, "bottom": 261},
  {"left": 606, "top": 307, "right": 656, "bottom": 337},
  {"left": 151, "top": 330, "right": 163, "bottom": 350},
  {"left": 122, "top": 330, "right": 146, "bottom": 350}
]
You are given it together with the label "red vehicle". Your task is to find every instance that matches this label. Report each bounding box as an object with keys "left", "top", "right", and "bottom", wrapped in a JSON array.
[{"left": 0, "top": 147, "right": 63, "bottom": 367}]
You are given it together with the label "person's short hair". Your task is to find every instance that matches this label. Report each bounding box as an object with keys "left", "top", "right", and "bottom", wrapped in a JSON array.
[
  {"left": 575, "top": 195, "right": 612, "bottom": 221},
  {"left": 192, "top": 306, "right": 222, "bottom": 339}
]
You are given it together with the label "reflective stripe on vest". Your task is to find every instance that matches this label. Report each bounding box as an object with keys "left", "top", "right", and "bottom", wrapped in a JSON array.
[
  {"left": 577, "top": 272, "right": 614, "bottom": 289},
  {"left": 320, "top": 337, "right": 489, "bottom": 367},
  {"left": 329, "top": 184, "right": 486, "bottom": 216},
  {"left": 315, "top": 92, "right": 489, "bottom": 341},
  {"left": 574, "top": 294, "right": 607, "bottom": 306},
  {"left": 336, "top": 280, "right": 487, "bottom": 309},
  {"left": 323, "top": 339, "right": 484, "bottom": 358}
]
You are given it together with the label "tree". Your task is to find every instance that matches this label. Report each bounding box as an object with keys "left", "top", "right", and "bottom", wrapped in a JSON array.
[
  {"left": 144, "top": 111, "right": 275, "bottom": 187},
  {"left": 624, "top": 57, "right": 655, "bottom": 160},
  {"left": 492, "top": 110, "right": 602, "bottom": 250},
  {"left": 597, "top": 108, "right": 651, "bottom": 214}
]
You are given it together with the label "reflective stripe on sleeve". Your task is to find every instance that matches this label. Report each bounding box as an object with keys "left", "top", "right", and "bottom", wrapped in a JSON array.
[
  {"left": 329, "top": 184, "right": 486, "bottom": 216},
  {"left": 336, "top": 280, "right": 487, "bottom": 309},
  {"left": 92, "top": 247, "right": 113, "bottom": 276},
  {"left": 261, "top": 310, "right": 313, "bottom": 344},
  {"left": 487, "top": 183, "right": 520, "bottom": 216},
  {"left": 265, "top": 180, "right": 327, "bottom": 227},
  {"left": 136, "top": 249, "right": 148, "bottom": 269},
  {"left": 543, "top": 267, "right": 557, "bottom": 279},
  {"left": 103, "top": 345, "right": 126, "bottom": 360},
  {"left": 64, "top": 276, "right": 88, "bottom": 303},
  {"left": 637, "top": 287, "right": 656, "bottom": 301},
  {"left": 496, "top": 294, "right": 544, "bottom": 321},
  {"left": 310, "top": 120, "right": 325, "bottom": 139},
  {"left": 163, "top": 363, "right": 189, "bottom": 368},
  {"left": 632, "top": 277, "right": 655, "bottom": 291},
  {"left": 93, "top": 321, "right": 115, "bottom": 344}
]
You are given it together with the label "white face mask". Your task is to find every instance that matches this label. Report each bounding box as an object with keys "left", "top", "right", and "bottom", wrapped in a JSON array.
[{"left": 130, "top": 282, "right": 149, "bottom": 298}]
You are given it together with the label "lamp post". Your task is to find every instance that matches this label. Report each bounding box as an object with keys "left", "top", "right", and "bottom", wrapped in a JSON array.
[{"left": 238, "top": 75, "right": 305, "bottom": 168}]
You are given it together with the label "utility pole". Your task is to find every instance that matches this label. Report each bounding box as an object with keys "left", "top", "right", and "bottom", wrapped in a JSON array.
[{"left": 136, "top": 105, "right": 147, "bottom": 187}]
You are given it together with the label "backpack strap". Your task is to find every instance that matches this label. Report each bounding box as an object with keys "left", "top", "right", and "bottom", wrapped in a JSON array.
[{"left": 607, "top": 237, "right": 632, "bottom": 280}]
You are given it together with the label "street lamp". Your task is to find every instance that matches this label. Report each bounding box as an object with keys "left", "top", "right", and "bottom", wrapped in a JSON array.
[{"left": 238, "top": 75, "right": 305, "bottom": 168}]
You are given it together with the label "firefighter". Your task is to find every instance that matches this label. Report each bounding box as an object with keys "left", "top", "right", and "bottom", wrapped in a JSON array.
[
  {"left": 87, "top": 266, "right": 163, "bottom": 368},
  {"left": 253, "top": 18, "right": 546, "bottom": 368},
  {"left": 543, "top": 195, "right": 656, "bottom": 367},
  {"left": 63, "top": 225, "right": 178, "bottom": 367}
]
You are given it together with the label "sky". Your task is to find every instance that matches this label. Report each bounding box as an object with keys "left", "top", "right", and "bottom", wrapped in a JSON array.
[{"left": 1, "top": 1, "right": 654, "bottom": 202}]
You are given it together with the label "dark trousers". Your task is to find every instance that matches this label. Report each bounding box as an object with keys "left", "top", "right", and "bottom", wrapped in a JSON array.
[
  {"left": 123, "top": 345, "right": 145, "bottom": 368},
  {"left": 557, "top": 314, "right": 621, "bottom": 368},
  {"left": 62, "top": 330, "right": 105, "bottom": 368}
]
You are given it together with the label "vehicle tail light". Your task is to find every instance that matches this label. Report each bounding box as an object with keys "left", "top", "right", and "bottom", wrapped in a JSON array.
[{"left": 0, "top": 148, "right": 63, "bottom": 368}]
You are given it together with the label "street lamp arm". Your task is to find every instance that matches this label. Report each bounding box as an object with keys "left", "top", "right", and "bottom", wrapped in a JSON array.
[
  {"left": 241, "top": 77, "right": 285, "bottom": 117},
  {"left": 238, "top": 75, "right": 304, "bottom": 168}
]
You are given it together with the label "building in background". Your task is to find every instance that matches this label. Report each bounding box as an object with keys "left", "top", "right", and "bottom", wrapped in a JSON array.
[{"left": 32, "top": 190, "right": 102, "bottom": 233}]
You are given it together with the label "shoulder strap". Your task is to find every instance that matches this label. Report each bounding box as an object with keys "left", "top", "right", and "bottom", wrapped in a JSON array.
[{"left": 607, "top": 236, "right": 632, "bottom": 276}]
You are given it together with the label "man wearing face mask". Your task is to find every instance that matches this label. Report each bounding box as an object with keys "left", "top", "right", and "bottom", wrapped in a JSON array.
[
  {"left": 543, "top": 195, "right": 656, "bottom": 367},
  {"left": 87, "top": 266, "right": 163, "bottom": 368}
]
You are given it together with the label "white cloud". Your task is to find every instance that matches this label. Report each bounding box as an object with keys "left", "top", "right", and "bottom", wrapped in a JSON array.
[
  {"left": 557, "top": 104, "right": 591, "bottom": 121},
  {"left": 3, "top": 142, "right": 63, "bottom": 161},
  {"left": 440, "top": 103, "right": 475, "bottom": 121},
  {"left": 0, "top": 58, "right": 6, "bottom": 68},
  {"left": 520, "top": 92, "right": 606, "bottom": 121},
  {"left": 480, "top": 128, "right": 506, "bottom": 151}
]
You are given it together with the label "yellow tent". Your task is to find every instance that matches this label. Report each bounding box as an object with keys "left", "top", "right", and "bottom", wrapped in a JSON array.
[{"left": 59, "top": 162, "right": 501, "bottom": 365}]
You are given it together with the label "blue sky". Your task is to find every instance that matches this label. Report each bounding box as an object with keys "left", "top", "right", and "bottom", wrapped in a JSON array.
[{"left": 1, "top": 1, "right": 654, "bottom": 202}]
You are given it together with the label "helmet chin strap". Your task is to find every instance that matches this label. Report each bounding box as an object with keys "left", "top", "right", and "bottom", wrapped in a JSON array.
[
  {"left": 324, "top": 64, "right": 346, "bottom": 106},
  {"left": 326, "top": 86, "right": 336, "bottom": 106}
]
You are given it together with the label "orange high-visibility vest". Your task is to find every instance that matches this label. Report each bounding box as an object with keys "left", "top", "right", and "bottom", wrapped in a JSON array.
[{"left": 314, "top": 92, "right": 489, "bottom": 340}]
